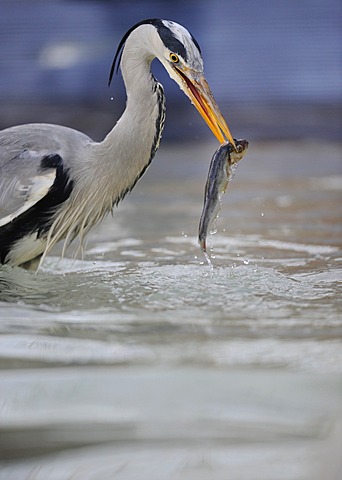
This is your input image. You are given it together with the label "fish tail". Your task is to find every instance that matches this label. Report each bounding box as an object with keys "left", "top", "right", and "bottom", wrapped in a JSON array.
[{"left": 199, "top": 237, "right": 207, "bottom": 253}]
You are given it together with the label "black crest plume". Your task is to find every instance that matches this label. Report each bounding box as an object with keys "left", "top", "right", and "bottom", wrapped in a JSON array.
[
  {"left": 108, "top": 19, "right": 158, "bottom": 87},
  {"left": 108, "top": 18, "right": 201, "bottom": 87}
]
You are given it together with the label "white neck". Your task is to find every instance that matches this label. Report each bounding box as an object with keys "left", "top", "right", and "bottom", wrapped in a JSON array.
[{"left": 90, "top": 25, "right": 165, "bottom": 206}]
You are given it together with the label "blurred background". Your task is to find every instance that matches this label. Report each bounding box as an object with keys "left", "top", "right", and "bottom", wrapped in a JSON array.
[
  {"left": 0, "top": 0, "right": 341, "bottom": 143},
  {"left": 1, "top": 3, "right": 342, "bottom": 478}
]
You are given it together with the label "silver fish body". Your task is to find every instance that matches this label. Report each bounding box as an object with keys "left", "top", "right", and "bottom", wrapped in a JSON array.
[{"left": 198, "top": 139, "right": 248, "bottom": 253}]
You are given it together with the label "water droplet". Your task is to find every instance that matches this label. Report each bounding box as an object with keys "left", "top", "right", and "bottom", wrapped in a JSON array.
[
  {"left": 203, "top": 251, "right": 214, "bottom": 271},
  {"left": 110, "top": 97, "right": 114, "bottom": 101}
]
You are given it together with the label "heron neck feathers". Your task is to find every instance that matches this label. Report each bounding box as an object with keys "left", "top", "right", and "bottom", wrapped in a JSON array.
[{"left": 89, "top": 28, "right": 165, "bottom": 211}]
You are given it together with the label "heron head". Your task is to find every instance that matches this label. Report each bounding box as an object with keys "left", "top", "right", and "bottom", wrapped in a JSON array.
[
  {"left": 154, "top": 20, "right": 236, "bottom": 148},
  {"left": 109, "top": 19, "right": 236, "bottom": 148}
]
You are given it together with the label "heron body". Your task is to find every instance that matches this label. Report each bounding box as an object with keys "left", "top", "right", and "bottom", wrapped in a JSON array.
[{"left": 0, "top": 19, "right": 235, "bottom": 269}]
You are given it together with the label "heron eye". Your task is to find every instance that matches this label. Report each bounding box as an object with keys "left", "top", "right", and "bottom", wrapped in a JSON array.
[{"left": 169, "top": 53, "right": 179, "bottom": 63}]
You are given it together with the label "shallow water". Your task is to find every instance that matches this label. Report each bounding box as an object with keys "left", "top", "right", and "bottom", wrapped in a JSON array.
[{"left": 0, "top": 140, "right": 341, "bottom": 479}]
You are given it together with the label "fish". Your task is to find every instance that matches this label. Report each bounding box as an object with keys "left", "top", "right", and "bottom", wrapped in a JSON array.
[{"left": 198, "top": 139, "right": 249, "bottom": 254}]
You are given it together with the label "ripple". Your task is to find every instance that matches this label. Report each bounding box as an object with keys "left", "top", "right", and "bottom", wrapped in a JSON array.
[{"left": 0, "top": 334, "right": 153, "bottom": 367}]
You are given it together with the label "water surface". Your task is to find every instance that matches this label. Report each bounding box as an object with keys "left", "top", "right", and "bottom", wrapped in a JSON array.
[{"left": 0, "top": 140, "right": 341, "bottom": 479}]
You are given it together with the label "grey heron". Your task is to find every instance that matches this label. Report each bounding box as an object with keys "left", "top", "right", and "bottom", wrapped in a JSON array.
[{"left": 0, "top": 18, "right": 236, "bottom": 269}]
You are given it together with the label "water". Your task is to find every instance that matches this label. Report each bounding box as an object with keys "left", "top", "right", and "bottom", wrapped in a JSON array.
[{"left": 0, "top": 140, "right": 341, "bottom": 479}]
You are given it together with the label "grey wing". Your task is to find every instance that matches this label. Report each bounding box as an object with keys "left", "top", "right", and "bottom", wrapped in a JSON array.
[
  {"left": 0, "top": 137, "right": 57, "bottom": 226},
  {"left": 0, "top": 123, "right": 91, "bottom": 227}
]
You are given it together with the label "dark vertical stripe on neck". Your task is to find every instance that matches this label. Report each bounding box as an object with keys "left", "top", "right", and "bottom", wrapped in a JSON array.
[{"left": 113, "top": 82, "right": 166, "bottom": 207}]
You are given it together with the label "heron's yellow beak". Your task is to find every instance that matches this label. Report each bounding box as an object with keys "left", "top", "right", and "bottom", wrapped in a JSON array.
[{"left": 174, "top": 67, "right": 237, "bottom": 150}]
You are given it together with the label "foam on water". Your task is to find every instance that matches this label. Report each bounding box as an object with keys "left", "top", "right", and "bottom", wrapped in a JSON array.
[{"left": 0, "top": 239, "right": 339, "bottom": 325}]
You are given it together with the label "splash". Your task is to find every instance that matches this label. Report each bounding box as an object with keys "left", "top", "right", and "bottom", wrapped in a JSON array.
[{"left": 202, "top": 250, "right": 214, "bottom": 271}]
